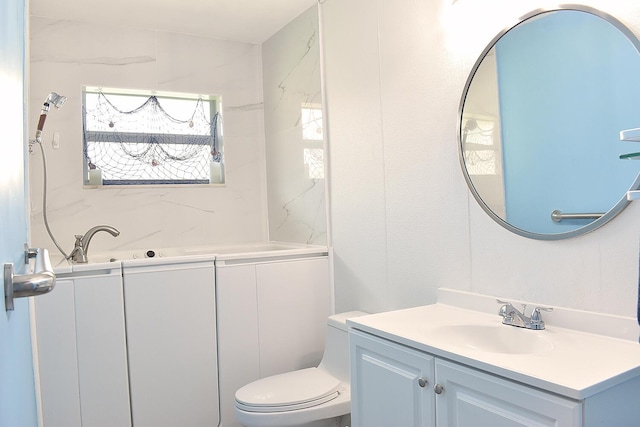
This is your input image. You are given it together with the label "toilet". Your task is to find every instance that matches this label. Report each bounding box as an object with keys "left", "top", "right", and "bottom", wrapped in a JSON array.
[{"left": 234, "top": 311, "right": 368, "bottom": 427}]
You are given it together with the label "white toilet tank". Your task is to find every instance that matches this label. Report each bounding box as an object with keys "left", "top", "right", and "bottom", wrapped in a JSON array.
[{"left": 318, "top": 311, "right": 369, "bottom": 383}]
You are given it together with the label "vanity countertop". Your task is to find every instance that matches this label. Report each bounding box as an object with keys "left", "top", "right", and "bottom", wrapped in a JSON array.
[{"left": 347, "top": 290, "right": 640, "bottom": 400}]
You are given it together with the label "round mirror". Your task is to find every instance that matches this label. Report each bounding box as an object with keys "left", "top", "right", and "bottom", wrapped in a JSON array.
[{"left": 459, "top": 6, "right": 640, "bottom": 239}]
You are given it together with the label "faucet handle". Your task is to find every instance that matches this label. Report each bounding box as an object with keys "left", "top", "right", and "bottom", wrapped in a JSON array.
[
  {"left": 496, "top": 299, "right": 522, "bottom": 309},
  {"left": 496, "top": 299, "right": 511, "bottom": 317},
  {"left": 531, "top": 306, "right": 553, "bottom": 321},
  {"left": 496, "top": 299, "right": 522, "bottom": 320}
]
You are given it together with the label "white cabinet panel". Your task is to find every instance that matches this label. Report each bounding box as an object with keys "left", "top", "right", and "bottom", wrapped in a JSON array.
[
  {"left": 74, "top": 274, "right": 131, "bottom": 427},
  {"left": 124, "top": 260, "right": 218, "bottom": 427},
  {"left": 435, "top": 359, "right": 581, "bottom": 427},
  {"left": 350, "top": 330, "right": 435, "bottom": 427},
  {"left": 34, "top": 279, "right": 82, "bottom": 427},
  {"left": 35, "top": 270, "right": 132, "bottom": 427},
  {"left": 216, "top": 264, "right": 260, "bottom": 427},
  {"left": 216, "top": 256, "right": 331, "bottom": 427},
  {"left": 256, "top": 258, "right": 331, "bottom": 376}
]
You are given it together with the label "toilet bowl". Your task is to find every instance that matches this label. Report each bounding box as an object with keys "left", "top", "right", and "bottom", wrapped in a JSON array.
[{"left": 234, "top": 311, "right": 368, "bottom": 427}]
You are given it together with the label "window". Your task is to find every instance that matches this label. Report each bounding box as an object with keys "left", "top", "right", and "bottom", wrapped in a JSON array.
[
  {"left": 461, "top": 116, "right": 500, "bottom": 176},
  {"left": 301, "top": 104, "right": 324, "bottom": 179},
  {"left": 83, "top": 87, "right": 223, "bottom": 185}
]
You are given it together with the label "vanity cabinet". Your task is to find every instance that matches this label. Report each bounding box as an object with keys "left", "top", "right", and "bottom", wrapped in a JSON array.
[
  {"left": 34, "top": 267, "right": 131, "bottom": 427},
  {"left": 350, "top": 330, "right": 581, "bottom": 427}
]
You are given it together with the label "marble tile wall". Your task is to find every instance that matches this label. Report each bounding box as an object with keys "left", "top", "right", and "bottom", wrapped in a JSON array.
[
  {"left": 262, "top": 6, "right": 327, "bottom": 245},
  {"left": 28, "top": 16, "right": 269, "bottom": 254}
]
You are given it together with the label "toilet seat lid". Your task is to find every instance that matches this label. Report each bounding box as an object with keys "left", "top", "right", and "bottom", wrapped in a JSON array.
[{"left": 235, "top": 368, "right": 341, "bottom": 411}]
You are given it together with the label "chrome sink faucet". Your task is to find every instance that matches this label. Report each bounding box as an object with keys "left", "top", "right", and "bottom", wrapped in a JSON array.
[
  {"left": 70, "top": 225, "right": 120, "bottom": 263},
  {"left": 497, "top": 299, "right": 553, "bottom": 330}
]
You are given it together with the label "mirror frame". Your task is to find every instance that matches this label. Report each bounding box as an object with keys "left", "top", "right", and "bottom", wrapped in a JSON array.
[{"left": 457, "top": 4, "right": 640, "bottom": 240}]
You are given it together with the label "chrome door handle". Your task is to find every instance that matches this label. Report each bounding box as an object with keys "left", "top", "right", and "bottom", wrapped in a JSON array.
[{"left": 5, "top": 247, "right": 56, "bottom": 311}]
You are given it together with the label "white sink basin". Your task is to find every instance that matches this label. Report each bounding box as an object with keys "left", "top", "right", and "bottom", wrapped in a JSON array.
[
  {"left": 347, "top": 294, "right": 640, "bottom": 400},
  {"left": 430, "top": 324, "right": 554, "bottom": 355}
]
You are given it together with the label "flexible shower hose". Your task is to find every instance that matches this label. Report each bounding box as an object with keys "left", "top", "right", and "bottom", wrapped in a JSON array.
[{"left": 36, "top": 140, "right": 71, "bottom": 260}]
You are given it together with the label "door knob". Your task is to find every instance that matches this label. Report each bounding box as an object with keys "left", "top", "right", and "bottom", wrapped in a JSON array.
[
  {"left": 418, "top": 377, "right": 428, "bottom": 388},
  {"left": 434, "top": 384, "right": 444, "bottom": 394}
]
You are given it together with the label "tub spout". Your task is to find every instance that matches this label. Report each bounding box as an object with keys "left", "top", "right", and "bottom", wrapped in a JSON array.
[{"left": 71, "top": 225, "right": 120, "bottom": 263}]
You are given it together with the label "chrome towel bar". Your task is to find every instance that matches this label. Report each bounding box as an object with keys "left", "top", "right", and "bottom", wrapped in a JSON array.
[
  {"left": 4, "top": 247, "right": 56, "bottom": 311},
  {"left": 551, "top": 210, "right": 604, "bottom": 222}
]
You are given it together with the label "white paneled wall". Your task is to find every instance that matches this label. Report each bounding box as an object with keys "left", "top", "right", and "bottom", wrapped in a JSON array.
[
  {"left": 322, "top": 0, "right": 640, "bottom": 317},
  {"left": 321, "top": 0, "right": 392, "bottom": 313}
]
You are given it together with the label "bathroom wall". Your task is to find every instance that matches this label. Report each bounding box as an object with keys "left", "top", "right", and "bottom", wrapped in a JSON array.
[
  {"left": 262, "top": 6, "right": 326, "bottom": 245},
  {"left": 322, "top": 0, "right": 640, "bottom": 318},
  {"left": 28, "top": 16, "right": 268, "bottom": 254},
  {"left": 0, "top": 0, "right": 39, "bottom": 425}
]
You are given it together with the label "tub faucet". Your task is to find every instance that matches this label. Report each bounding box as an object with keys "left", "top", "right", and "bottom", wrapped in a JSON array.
[
  {"left": 497, "top": 299, "right": 553, "bottom": 330},
  {"left": 70, "top": 225, "right": 120, "bottom": 263}
]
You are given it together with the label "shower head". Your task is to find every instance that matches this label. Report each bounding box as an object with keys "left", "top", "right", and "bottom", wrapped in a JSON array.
[
  {"left": 44, "top": 92, "right": 67, "bottom": 110},
  {"left": 35, "top": 91, "right": 66, "bottom": 143}
]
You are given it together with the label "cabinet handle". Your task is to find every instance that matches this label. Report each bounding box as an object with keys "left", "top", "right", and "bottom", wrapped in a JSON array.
[
  {"left": 434, "top": 384, "right": 444, "bottom": 394},
  {"left": 418, "top": 377, "right": 428, "bottom": 388}
]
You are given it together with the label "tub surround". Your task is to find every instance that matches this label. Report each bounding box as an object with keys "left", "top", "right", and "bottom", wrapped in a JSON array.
[
  {"left": 29, "top": 15, "right": 267, "bottom": 254},
  {"left": 28, "top": 4, "right": 326, "bottom": 256},
  {"left": 262, "top": 6, "right": 327, "bottom": 246},
  {"left": 348, "top": 288, "right": 640, "bottom": 401}
]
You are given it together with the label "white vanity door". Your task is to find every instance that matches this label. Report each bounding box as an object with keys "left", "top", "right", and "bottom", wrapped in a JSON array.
[
  {"left": 350, "top": 330, "right": 436, "bottom": 427},
  {"left": 435, "top": 358, "right": 582, "bottom": 427}
]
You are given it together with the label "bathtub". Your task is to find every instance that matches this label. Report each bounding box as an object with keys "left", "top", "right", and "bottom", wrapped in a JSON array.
[
  {"left": 53, "top": 241, "right": 328, "bottom": 269},
  {"left": 40, "top": 240, "right": 331, "bottom": 427}
]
